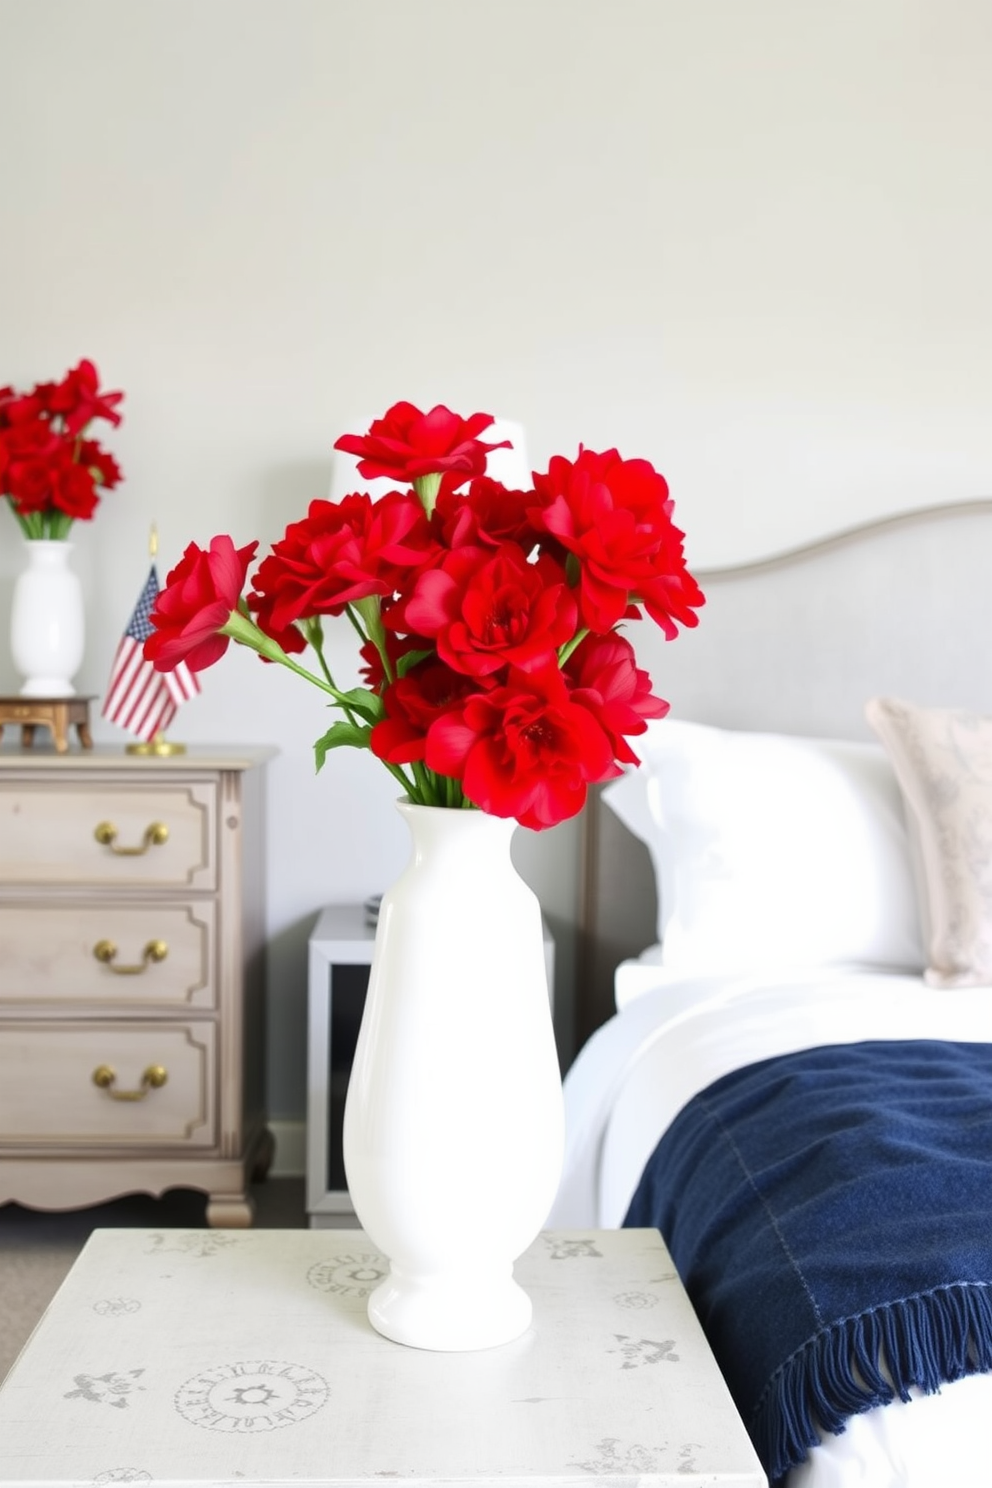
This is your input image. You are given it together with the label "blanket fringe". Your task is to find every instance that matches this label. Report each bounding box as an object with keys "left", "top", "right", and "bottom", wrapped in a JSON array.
[{"left": 754, "top": 1282, "right": 992, "bottom": 1486}]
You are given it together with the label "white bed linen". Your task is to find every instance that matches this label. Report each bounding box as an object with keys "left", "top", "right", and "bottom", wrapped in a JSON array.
[{"left": 548, "top": 963, "right": 992, "bottom": 1488}]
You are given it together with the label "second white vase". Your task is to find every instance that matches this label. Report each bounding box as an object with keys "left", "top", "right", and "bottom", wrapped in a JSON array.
[
  {"left": 343, "top": 800, "right": 564, "bottom": 1352},
  {"left": 10, "top": 539, "right": 85, "bottom": 697}
]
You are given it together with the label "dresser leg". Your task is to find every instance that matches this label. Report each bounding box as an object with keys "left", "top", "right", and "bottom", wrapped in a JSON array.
[{"left": 206, "top": 1192, "right": 256, "bottom": 1228}]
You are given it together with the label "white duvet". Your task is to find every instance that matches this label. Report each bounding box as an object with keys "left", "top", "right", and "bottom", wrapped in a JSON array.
[{"left": 547, "top": 961, "right": 992, "bottom": 1488}]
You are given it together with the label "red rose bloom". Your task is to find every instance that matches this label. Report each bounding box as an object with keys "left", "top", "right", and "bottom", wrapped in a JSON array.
[
  {"left": 38, "top": 358, "right": 124, "bottom": 436},
  {"left": 425, "top": 663, "right": 619, "bottom": 829},
  {"left": 334, "top": 402, "right": 511, "bottom": 486},
  {"left": 2, "top": 410, "right": 64, "bottom": 514},
  {"left": 249, "top": 492, "right": 435, "bottom": 633},
  {"left": 0, "top": 391, "right": 46, "bottom": 430},
  {"left": 432, "top": 477, "right": 541, "bottom": 553},
  {"left": 530, "top": 448, "right": 705, "bottom": 636},
  {"left": 391, "top": 544, "right": 577, "bottom": 679},
  {"left": 4, "top": 454, "right": 55, "bottom": 514},
  {"left": 145, "top": 536, "right": 259, "bottom": 673},
  {"left": 1, "top": 411, "right": 57, "bottom": 466},
  {"left": 0, "top": 361, "right": 124, "bottom": 535},
  {"left": 371, "top": 659, "right": 483, "bottom": 764},
  {"left": 565, "top": 631, "right": 669, "bottom": 764},
  {"left": 80, "top": 439, "right": 123, "bottom": 489},
  {"left": 51, "top": 454, "right": 100, "bottom": 521}
]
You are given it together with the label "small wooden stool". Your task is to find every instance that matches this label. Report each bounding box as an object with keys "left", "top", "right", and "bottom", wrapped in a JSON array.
[{"left": 0, "top": 695, "right": 94, "bottom": 753}]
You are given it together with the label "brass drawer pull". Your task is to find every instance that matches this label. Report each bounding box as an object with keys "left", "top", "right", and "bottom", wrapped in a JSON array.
[
  {"left": 92, "top": 1064, "right": 168, "bottom": 1101},
  {"left": 93, "top": 939, "right": 168, "bottom": 975},
  {"left": 94, "top": 821, "right": 169, "bottom": 855}
]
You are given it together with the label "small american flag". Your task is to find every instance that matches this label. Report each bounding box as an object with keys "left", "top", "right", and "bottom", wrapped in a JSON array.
[{"left": 102, "top": 565, "right": 199, "bottom": 741}]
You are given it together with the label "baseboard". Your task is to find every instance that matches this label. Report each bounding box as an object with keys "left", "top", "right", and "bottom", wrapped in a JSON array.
[{"left": 268, "top": 1119, "right": 306, "bottom": 1178}]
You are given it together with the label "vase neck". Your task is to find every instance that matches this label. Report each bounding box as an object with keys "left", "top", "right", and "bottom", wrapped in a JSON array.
[
  {"left": 395, "top": 803, "right": 521, "bottom": 882},
  {"left": 24, "top": 538, "right": 73, "bottom": 565}
]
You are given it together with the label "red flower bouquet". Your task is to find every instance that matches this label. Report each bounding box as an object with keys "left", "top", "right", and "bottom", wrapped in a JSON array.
[
  {"left": 145, "top": 402, "right": 704, "bottom": 830},
  {"left": 0, "top": 360, "right": 125, "bottom": 539}
]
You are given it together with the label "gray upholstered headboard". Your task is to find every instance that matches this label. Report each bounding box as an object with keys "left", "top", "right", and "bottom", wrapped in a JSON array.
[{"left": 577, "top": 499, "right": 992, "bottom": 1047}]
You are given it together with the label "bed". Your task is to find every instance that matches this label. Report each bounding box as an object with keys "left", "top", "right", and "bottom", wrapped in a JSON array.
[{"left": 549, "top": 499, "right": 992, "bottom": 1488}]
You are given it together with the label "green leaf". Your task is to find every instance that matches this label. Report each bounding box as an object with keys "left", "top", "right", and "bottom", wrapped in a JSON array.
[
  {"left": 314, "top": 721, "right": 372, "bottom": 771},
  {"left": 336, "top": 686, "right": 384, "bottom": 723},
  {"left": 396, "top": 648, "right": 432, "bottom": 678}
]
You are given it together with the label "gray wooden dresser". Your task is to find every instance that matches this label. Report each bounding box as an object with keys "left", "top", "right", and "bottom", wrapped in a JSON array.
[{"left": 0, "top": 746, "right": 274, "bottom": 1226}]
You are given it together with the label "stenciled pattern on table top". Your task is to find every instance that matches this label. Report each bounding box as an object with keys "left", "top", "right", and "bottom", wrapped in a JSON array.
[
  {"left": 608, "top": 1334, "right": 680, "bottom": 1369},
  {"left": 542, "top": 1235, "right": 604, "bottom": 1260},
  {"left": 174, "top": 1360, "right": 329, "bottom": 1433},
  {"left": 64, "top": 1369, "right": 146, "bottom": 1409},
  {"left": 307, "top": 1252, "right": 388, "bottom": 1299},
  {"left": 93, "top": 1297, "right": 142, "bottom": 1317},
  {"left": 568, "top": 1435, "right": 665, "bottom": 1475},
  {"left": 613, "top": 1289, "right": 661, "bottom": 1310},
  {"left": 143, "top": 1231, "right": 242, "bottom": 1257},
  {"left": 675, "top": 1443, "right": 704, "bottom": 1475}
]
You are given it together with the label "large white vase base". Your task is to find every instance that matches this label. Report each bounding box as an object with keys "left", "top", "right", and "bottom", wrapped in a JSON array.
[
  {"left": 18, "top": 674, "right": 77, "bottom": 698},
  {"left": 367, "top": 1263, "right": 532, "bottom": 1352}
]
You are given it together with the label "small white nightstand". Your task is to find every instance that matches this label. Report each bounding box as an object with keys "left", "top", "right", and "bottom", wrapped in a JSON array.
[
  {"left": 306, "top": 903, "right": 555, "bottom": 1227},
  {"left": 0, "top": 1227, "right": 766, "bottom": 1486}
]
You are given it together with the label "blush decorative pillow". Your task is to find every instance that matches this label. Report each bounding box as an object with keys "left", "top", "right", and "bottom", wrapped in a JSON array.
[
  {"left": 866, "top": 696, "right": 992, "bottom": 987},
  {"left": 602, "top": 717, "right": 924, "bottom": 978}
]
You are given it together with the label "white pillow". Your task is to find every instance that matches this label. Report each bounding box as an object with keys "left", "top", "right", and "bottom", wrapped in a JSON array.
[{"left": 602, "top": 717, "right": 925, "bottom": 977}]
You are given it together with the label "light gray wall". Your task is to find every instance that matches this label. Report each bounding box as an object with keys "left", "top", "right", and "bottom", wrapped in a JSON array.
[{"left": 2, "top": 0, "right": 991, "bottom": 1112}]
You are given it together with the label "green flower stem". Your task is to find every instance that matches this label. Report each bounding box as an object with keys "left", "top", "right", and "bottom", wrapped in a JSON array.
[
  {"left": 410, "top": 759, "right": 441, "bottom": 805},
  {"left": 297, "top": 616, "right": 372, "bottom": 739},
  {"left": 7, "top": 506, "right": 75, "bottom": 541},
  {"left": 220, "top": 610, "right": 475, "bottom": 811},
  {"left": 443, "top": 774, "right": 466, "bottom": 809},
  {"left": 223, "top": 608, "right": 423, "bottom": 796},
  {"left": 305, "top": 619, "right": 364, "bottom": 714},
  {"left": 413, "top": 471, "right": 442, "bottom": 518},
  {"left": 557, "top": 627, "right": 590, "bottom": 668},
  {"left": 221, "top": 611, "right": 343, "bottom": 699},
  {"left": 353, "top": 595, "right": 396, "bottom": 682},
  {"left": 383, "top": 760, "right": 418, "bottom": 796},
  {"left": 343, "top": 604, "right": 369, "bottom": 647},
  {"left": 308, "top": 631, "right": 338, "bottom": 692}
]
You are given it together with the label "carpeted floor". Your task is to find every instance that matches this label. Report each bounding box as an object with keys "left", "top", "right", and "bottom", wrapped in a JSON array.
[{"left": 0, "top": 1178, "right": 310, "bottom": 1385}]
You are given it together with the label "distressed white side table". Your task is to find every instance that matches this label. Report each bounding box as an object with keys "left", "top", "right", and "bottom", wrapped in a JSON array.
[
  {"left": 306, "top": 904, "right": 556, "bottom": 1225},
  {"left": 0, "top": 1227, "right": 765, "bottom": 1486}
]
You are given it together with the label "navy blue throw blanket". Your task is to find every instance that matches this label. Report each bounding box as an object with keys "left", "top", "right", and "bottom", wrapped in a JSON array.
[{"left": 624, "top": 1039, "right": 992, "bottom": 1485}]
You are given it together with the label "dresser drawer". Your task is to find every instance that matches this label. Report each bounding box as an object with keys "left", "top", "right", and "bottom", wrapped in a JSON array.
[
  {"left": 0, "top": 781, "right": 217, "bottom": 888},
  {"left": 0, "top": 1022, "right": 216, "bottom": 1146},
  {"left": 0, "top": 902, "right": 216, "bottom": 1010}
]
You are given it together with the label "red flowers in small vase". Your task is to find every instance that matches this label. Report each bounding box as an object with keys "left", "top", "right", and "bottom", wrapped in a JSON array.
[
  {"left": 144, "top": 402, "right": 704, "bottom": 830},
  {"left": 0, "top": 360, "right": 125, "bottom": 539}
]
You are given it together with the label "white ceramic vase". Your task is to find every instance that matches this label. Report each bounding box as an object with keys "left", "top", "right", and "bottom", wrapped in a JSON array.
[
  {"left": 10, "top": 539, "right": 85, "bottom": 697},
  {"left": 343, "top": 800, "right": 565, "bottom": 1352}
]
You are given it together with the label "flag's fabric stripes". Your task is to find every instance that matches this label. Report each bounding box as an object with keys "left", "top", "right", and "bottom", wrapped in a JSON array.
[{"left": 102, "top": 565, "right": 200, "bottom": 742}]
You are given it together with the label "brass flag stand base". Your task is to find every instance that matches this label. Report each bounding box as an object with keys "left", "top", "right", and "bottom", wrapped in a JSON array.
[{"left": 126, "top": 731, "right": 186, "bottom": 757}]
